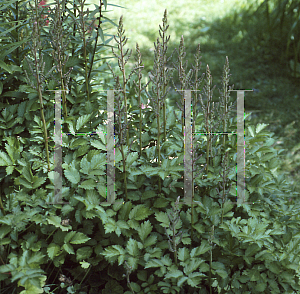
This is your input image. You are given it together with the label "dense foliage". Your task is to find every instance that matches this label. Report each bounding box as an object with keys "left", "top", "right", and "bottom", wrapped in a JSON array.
[{"left": 0, "top": 0, "right": 300, "bottom": 293}]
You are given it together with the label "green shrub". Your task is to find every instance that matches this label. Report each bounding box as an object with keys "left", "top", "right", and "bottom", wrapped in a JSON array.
[{"left": 0, "top": 1, "right": 299, "bottom": 293}]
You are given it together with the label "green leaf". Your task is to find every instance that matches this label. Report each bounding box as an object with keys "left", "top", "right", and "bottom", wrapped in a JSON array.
[
  {"left": 126, "top": 238, "right": 142, "bottom": 256},
  {"left": 154, "top": 211, "right": 170, "bottom": 228},
  {"left": 137, "top": 220, "right": 152, "bottom": 242},
  {"left": 97, "top": 184, "right": 107, "bottom": 198},
  {"left": 63, "top": 243, "right": 75, "bottom": 254},
  {"left": 27, "top": 252, "right": 45, "bottom": 265},
  {"left": 102, "top": 245, "right": 126, "bottom": 260},
  {"left": 266, "top": 262, "right": 280, "bottom": 274},
  {"left": 69, "top": 232, "right": 90, "bottom": 244},
  {"left": 0, "top": 237, "right": 10, "bottom": 245},
  {"left": 47, "top": 215, "right": 62, "bottom": 228},
  {"left": 90, "top": 139, "right": 106, "bottom": 151},
  {"left": 76, "top": 246, "right": 93, "bottom": 261},
  {"left": 0, "top": 60, "right": 13, "bottom": 73},
  {"left": 256, "top": 123, "right": 268, "bottom": 134},
  {"left": 98, "top": 27, "right": 105, "bottom": 43},
  {"left": 184, "top": 259, "right": 204, "bottom": 275},
  {"left": 165, "top": 269, "right": 183, "bottom": 279},
  {"left": 47, "top": 243, "right": 61, "bottom": 260},
  {"left": 255, "top": 282, "right": 267, "bottom": 292},
  {"left": 0, "top": 150, "right": 13, "bottom": 166},
  {"left": 177, "top": 247, "right": 190, "bottom": 262},
  {"left": 18, "top": 178, "right": 33, "bottom": 189},
  {"left": 186, "top": 272, "right": 205, "bottom": 287},
  {"left": 79, "top": 179, "right": 97, "bottom": 190},
  {"left": 126, "top": 152, "right": 139, "bottom": 167},
  {"left": 64, "top": 231, "right": 76, "bottom": 243},
  {"left": 32, "top": 177, "right": 46, "bottom": 189},
  {"left": 129, "top": 205, "right": 152, "bottom": 221},
  {"left": 80, "top": 261, "right": 90, "bottom": 269},
  {"left": 0, "top": 225, "right": 11, "bottom": 239},
  {"left": 248, "top": 126, "right": 255, "bottom": 137},
  {"left": 143, "top": 235, "right": 157, "bottom": 247},
  {"left": 76, "top": 114, "right": 92, "bottom": 131},
  {"left": 144, "top": 259, "right": 164, "bottom": 269},
  {"left": 70, "top": 138, "right": 88, "bottom": 149},
  {"left": 190, "top": 241, "right": 211, "bottom": 257},
  {"left": 6, "top": 165, "right": 14, "bottom": 175},
  {"left": 192, "top": 223, "right": 205, "bottom": 234},
  {"left": 64, "top": 168, "right": 80, "bottom": 184}
]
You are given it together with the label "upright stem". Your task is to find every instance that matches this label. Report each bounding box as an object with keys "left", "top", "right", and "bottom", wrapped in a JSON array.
[
  {"left": 155, "top": 41, "right": 162, "bottom": 193},
  {"left": 32, "top": 1, "right": 51, "bottom": 172},
  {"left": 160, "top": 10, "right": 169, "bottom": 143},
  {"left": 209, "top": 225, "right": 214, "bottom": 294},
  {"left": 190, "top": 44, "right": 202, "bottom": 243},
  {"left": 205, "top": 67, "right": 212, "bottom": 174},
  {"left": 134, "top": 43, "right": 144, "bottom": 157}
]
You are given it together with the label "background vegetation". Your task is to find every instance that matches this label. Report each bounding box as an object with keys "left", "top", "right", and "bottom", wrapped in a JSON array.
[{"left": 92, "top": 0, "right": 300, "bottom": 192}]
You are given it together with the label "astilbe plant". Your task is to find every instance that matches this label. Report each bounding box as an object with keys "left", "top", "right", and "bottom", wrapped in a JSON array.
[
  {"left": 1, "top": 3, "right": 300, "bottom": 294},
  {"left": 105, "top": 15, "right": 144, "bottom": 201},
  {"left": 0, "top": 0, "right": 120, "bottom": 292},
  {"left": 23, "top": 0, "right": 56, "bottom": 172},
  {"left": 100, "top": 10, "right": 300, "bottom": 294}
]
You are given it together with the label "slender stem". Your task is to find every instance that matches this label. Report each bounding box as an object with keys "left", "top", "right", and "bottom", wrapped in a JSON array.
[
  {"left": 32, "top": 1, "right": 51, "bottom": 172},
  {"left": 190, "top": 44, "right": 202, "bottom": 243}
]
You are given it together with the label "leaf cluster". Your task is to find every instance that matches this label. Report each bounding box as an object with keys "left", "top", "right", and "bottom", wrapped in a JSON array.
[{"left": 0, "top": 1, "right": 300, "bottom": 294}]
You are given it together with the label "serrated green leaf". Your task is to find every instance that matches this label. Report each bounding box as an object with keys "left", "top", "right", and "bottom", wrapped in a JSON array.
[
  {"left": 79, "top": 179, "right": 97, "bottom": 189},
  {"left": 256, "top": 123, "right": 268, "bottom": 134},
  {"left": 184, "top": 259, "right": 204, "bottom": 275},
  {"left": 186, "top": 272, "right": 205, "bottom": 287},
  {"left": 32, "top": 177, "right": 46, "bottom": 189},
  {"left": 18, "top": 178, "right": 33, "bottom": 189},
  {"left": 27, "top": 252, "right": 45, "bottom": 264},
  {"left": 191, "top": 241, "right": 210, "bottom": 257},
  {"left": 0, "top": 151, "right": 13, "bottom": 166},
  {"left": 90, "top": 139, "right": 106, "bottom": 151},
  {"left": 144, "top": 259, "right": 164, "bottom": 269},
  {"left": 143, "top": 235, "right": 157, "bottom": 247},
  {"left": 70, "top": 232, "right": 90, "bottom": 244},
  {"left": 76, "top": 114, "right": 92, "bottom": 131},
  {"left": 266, "top": 262, "right": 280, "bottom": 274},
  {"left": 178, "top": 247, "right": 189, "bottom": 262},
  {"left": 64, "top": 168, "right": 80, "bottom": 184},
  {"left": 126, "top": 152, "right": 139, "bottom": 167},
  {"left": 97, "top": 184, "right": 107, "bottom": 198},
  {"left": 102, "top": 245, "right": 125, "bottom": 260},
  {"left": 47, "top": 215, "right": 62, "bottom": 228},
  {"left": 63, "top": 243, "right": 75, "bottom": 254},
  {"left": 6, "top": 165, "right": 14, "bottom": 175},
  {"left": 47, "top": 243, "right": 61, "bottom": 259},
  {"left": 70, "top": 138, "right": 88, "bottom": 149},
  {"left": 165, "top": 269, "right": 183, "bottom": 279},
  {"left": 154, "top": 211, "right": 169, "bottom": 227},
  {"left": 126, "top": 238, "right": 141, "bottom": 256},
  {"left": 129, "top": 205, "right": 152, "bottom": 221}
]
